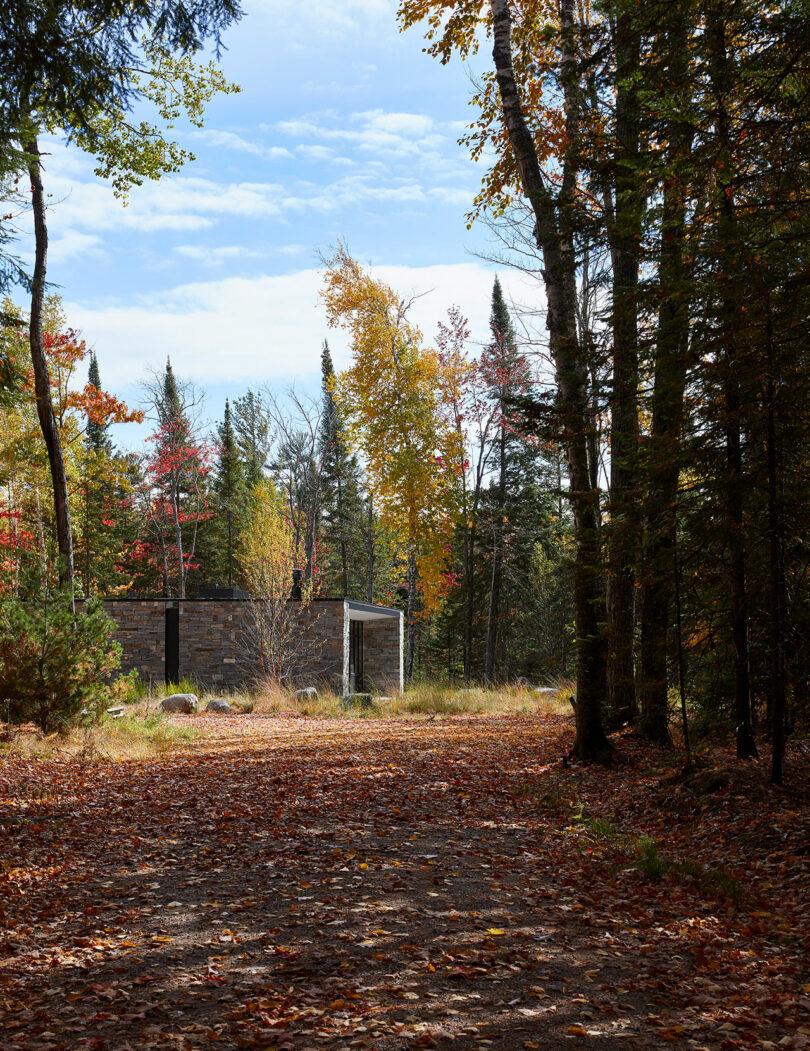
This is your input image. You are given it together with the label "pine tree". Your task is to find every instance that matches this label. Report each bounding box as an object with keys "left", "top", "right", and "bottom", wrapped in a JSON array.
[
  {"left": 133, "top": 359, "right": 211, "bottom": 598},
  {"left": 201, "top": 399, "right": 248, "bottom": 588},
  {"left": 75, "top": 353, "right": 136, "bottom": 596},
  {"left": 318, "top": 341, "right": 366, "bottom": 597},
  {"left": 86, "top": 353, "right": 111, "bottom": 455},
  {"left": 232, "top": 389, "right": 270, "bottom": 488},
  {"left": 480, "top": 278, "right": 549, "bottom": 683}
]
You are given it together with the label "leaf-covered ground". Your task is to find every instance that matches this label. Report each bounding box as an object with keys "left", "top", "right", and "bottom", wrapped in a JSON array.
[{"left": 1, "top": 712, "right": 809, "bottom": 1050}]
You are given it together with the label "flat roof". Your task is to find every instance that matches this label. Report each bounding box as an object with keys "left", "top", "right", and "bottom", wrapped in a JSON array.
[{"left": 346, "top": 599, "right": 402, "bottom": 621}]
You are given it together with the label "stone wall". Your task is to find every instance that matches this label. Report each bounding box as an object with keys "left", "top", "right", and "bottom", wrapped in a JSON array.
[
  {"left": 103, "top": 600, "right": 166, "bottom": 682},
  {"left": 363, "top": 615, "right": 403, "bottom": 694},
  {"left": 101, "top": 599, "right": 347, "bottom": 690}
]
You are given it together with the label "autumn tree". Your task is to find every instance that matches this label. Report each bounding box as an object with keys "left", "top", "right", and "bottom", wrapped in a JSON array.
[
  {"left": 0, "top": 297, "right": 140, "bottom": 596},
  {"left": 322, "top": 244, "right": 464, "bottom": 680},
  {"left": 1, "top": 1, "right": 240, "bottom": 599},
  {"left": 74, "top": 352, "right": 141, "bottom": 597},
  {"left": 399, "top": 0, "right": 609, "bottom": 757},
  {"left": 237, "top": 477, "right": 307, "bottom": 686},
  {"left": 132, "top": 361, "right": 211, "bottom": 598}
]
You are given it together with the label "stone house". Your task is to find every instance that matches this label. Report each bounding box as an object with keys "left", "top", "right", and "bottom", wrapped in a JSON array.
[{"left": 101, "top": 592, "right": 403, "bottom": 695}]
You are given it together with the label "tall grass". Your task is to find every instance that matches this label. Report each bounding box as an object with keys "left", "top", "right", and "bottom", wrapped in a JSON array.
[{"left": 0, "top": 711, "right": 208, "bottom": 760}]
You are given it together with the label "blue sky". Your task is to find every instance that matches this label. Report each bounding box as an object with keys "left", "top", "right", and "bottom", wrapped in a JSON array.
[{"left": 31, "top": 0, "right": 546, "bottom": 440}]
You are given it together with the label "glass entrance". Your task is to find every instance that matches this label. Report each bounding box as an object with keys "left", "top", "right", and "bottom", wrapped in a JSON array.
[{"left": 349, "top": 620, "right": 364, "bottom": 692}]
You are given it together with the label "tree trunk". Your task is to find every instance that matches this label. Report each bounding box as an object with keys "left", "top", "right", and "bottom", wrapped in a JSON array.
[
  {"left": 365, "top": 495, "right": 375, "bottom": 603},
  {"left": 25, "top": 135, "right": 75, "bottom": 604},
  {"left": 485, "top": 427, "right": 506, "bottom": 683},
  {"left": 463, "top": 518, "right": 475, "bottom": 683},
  {"left": 639, "top": 11, "right": 692, "bottom": 745},
  {"left": 765, "top": 296, "right": 786, "bottom": 784},
  {"left": 708, "top": 3, "right": 756, "bottom": 759},
  {"left": 405, "top": 548, "right": 417, "bottom": 682},
  {"left": 484, "top": 528, "right": 500, "bottom": 684},
  {"left": 491, "top": 0, "right": 608, "bottom": 760},
  {"left": 605, "top": 6, "right": 641, "bottom": 726}
]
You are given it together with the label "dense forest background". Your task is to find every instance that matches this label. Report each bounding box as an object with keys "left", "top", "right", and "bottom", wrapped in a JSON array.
[{"left": 2, "top": 0, "right": 810, "bottom": 780}]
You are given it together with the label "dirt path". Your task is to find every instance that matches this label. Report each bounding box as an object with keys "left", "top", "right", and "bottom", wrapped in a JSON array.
[{"left": 1, "top": 714, "right": 808, "bottom": 1049}]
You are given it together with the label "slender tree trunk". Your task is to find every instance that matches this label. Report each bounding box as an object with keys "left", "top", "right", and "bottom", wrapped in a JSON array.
[
  {"left": 766, "top": 297, "right": 786, "bottom": 784},
  {"left": 708, "top": 3, "right": 756, "bottom": 759},
  {"left": 491, "top": 0, "right": 608, "bottom": 760},
  {"left": 405, "top": 547, "right": 417, "bottom": 682},
  {"left": 639, "top": 12, "right": 692, "bottom": 745},
  {"left": 227, "top": 511, "right": 233, "bottom": 587},
  {"left": 337, "top": 475, "right": 349, "bottom": 595},
  {"left": 171, "top": 474, "right": 185, "bottom": 598},
  {"left": 605, "top": 7, "right": 641, "bottom": 726},
  {"left": 366, "top": 495, "right": 374, "bottom": 603},
  {"left": 485, "top": 428, "right": 506, "bottom": 683},
  {"left": 484, "top": 528, "right": 500, "bottom": 684},
  {"left": 25, "top": 135, "right": 74, "bottom": 604},
  {"left": 463, "top": 517, "right": 476, "bottom": 683}
]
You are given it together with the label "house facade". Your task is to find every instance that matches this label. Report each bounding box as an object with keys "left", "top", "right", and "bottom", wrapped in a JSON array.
[{"left": 101, "top": 595, "right": 403, "bottom": 695}]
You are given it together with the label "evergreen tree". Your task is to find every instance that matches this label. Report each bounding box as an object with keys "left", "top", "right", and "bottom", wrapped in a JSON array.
[
  {"left": 480, "top": 278, "right": 552, "bottom": 683},
  {"left": 318, "top": 341, "right": 367, "bottom": 597},
  {"left": 86, "top": 353, "right": 111, "bottom": 455},
  {"left": 232, "top": 389, "right": 270, "bottom": 488},
  {"left": 199, "top": 399, "right": 248, "bottom": 588},
  {"left": 75, "top": 353, "right": 137, "bottom": 596},
  {"left": 131, "top": 359, "right": 211, "bottom": 598}
]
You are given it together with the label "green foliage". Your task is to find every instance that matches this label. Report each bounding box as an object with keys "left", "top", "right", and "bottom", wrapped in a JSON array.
[
  {"left": 318, "top": 341, "right": 369, "bottom": 599},
  {"left": 109, "top": 668, "right": 148, "bottom": 704},
  {"left": 199, "top": 398, "right": 248, "bottom": 588},
  {"left": 634, "top": 836, "right": 670, "bottom": 881},
  {"left": 0, "top": 591, "right": 121, "bottom": 732},
  {"left": 75, "top": 39, "right": 240, "bottom": 201}
]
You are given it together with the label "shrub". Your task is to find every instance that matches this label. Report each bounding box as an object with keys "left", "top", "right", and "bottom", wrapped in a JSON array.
[
  {"left": 0, "top": 591, "right": 121, "bottom": 732},
  {"left": 634, "top": 835, "right": 670, "bottom": 881}
]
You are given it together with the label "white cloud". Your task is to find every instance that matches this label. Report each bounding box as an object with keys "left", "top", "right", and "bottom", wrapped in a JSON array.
[
  {"left": 48, "top": 231, "right": 105, "bottom": 263},
  {"left": 276, "top": 109, "right": 449, "bottom": 160},
  {"left": 65, "top": 263, "right": 546, "bottom": 393},
  {"left": 174, "top": 244, "right": 260, "bottom": 266},
  {"left": 193, "top": 129, "right": 295, "bottom": 162},
  {"left": 250, "top": 0, "right": 395, "bottom": 32}
]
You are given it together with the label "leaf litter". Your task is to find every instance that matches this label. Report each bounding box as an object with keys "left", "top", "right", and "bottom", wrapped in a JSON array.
[{"left": 1, "top": 712, "right": 808, "bottom": 1049}]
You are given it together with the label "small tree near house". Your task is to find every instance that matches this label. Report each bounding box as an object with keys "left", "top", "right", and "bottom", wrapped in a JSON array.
[{"left": 237, "top": 477, "right": 317, "bottom": 687}]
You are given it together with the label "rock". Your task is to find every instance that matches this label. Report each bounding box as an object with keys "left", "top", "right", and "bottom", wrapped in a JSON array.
[
  {"left": 533, "top": 686, "right": 559, "bottom": 697},
  {"left": 294, "top": 687, "right": 318, "bottom": 701},
  {"left": 341, "top": 693, "right": 373, "bottom": 709},
  {"left": 160, "top": 693, "right": 198, "bottom": 714},
  {"left": 206, "top": 698, "right": 233, "bottom": 714}
]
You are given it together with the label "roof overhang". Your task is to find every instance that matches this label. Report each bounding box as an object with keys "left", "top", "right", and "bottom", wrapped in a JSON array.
[{"left": 346, "top": 599, "right": 402, "bottom": 622}]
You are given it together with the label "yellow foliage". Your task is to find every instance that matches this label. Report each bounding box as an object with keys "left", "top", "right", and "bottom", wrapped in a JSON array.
[
  {"left": 237, "top": 478, "right": 296, "bottom": 601},
  {"left": 320, "top": 243, "right": 463, "bottom": 613}
]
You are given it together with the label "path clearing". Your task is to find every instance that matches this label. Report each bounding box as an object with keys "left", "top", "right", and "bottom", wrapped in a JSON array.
[{"left": 1, "top": 714, "right": 808, "bottom": 1049}]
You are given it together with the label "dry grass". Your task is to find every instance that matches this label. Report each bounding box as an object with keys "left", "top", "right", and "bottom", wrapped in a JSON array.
[
  {"left": 0, "top": 713, "right": 208, "bottom": 761},
  {"left": 0, "top": 679, "right": 572, "bottom": 760},
  {"left": 245, "top": 680, "right": 571, "bottom": 719}
]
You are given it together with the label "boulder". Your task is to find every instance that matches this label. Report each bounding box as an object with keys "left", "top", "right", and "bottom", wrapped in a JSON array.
[
  {"left": 341, "top": 693, "right": 373, "bottom": 709},
  {"left": 294, "top": 687, "right": 318, "bottom": 701},
  {"left": 160, "top": 693, "right": 198, "bottom": 714},
  {"left": 206, "top": 698, "right": 233, "bottom": 714}
]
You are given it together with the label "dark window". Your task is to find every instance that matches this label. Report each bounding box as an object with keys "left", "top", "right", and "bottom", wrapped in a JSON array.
[
  {"left": 349, "top": 620, "right": 364, "bottom": 693},
  {"left": 165, "top": 605, "right": 179, "bottom": 685}
]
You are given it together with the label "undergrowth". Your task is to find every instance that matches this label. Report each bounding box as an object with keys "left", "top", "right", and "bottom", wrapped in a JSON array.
[{"left": 0, "top": 712, "right": 208, "bottom": 760}]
